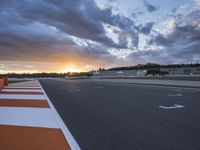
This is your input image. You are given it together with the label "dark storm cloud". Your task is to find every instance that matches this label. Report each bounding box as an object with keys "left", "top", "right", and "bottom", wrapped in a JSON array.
[
  {"left": 1, "top": 0, "right": 140, "bottom": 48},
  {"left": 139, "top": 22, "right": 154, "bottom": 35},
  {"left": 1, "top": 0, "right": 197, "bottom": 68},
  {"left": 3, "top": 0, "right": 116, "bottom": 47},
  {"left": 0, "top": 0, "right": 147, "bottom": 64},
  {"left": 143, "top": 0, "right": 159, "bottom": 12},
  {"left": 148, "top": 9, "right": 200, "bottom": 62},
  {"left": 148, "top": 33, "right": 173, "bottom": 46},
  {"left": 131, "top": 11, "right": 145, "bottom": 18},
  {"left": 150, "top": 17, "right": 200, "bottom": 49}
]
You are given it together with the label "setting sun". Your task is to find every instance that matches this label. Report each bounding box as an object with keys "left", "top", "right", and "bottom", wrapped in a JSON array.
[
  {"left": 64, "top": 68, "right": 80, "bottom": 73},
  {"left": 63, "top": 64, "right": 81, "bottom": 73}
]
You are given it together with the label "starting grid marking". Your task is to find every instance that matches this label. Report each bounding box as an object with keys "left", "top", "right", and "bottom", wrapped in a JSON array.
[
  {"left": 159, "top": 104, "right": 185, "bottom": 109},
  {"left": 160, "top": 88, "right": 187, "bottom": 110},
  {"left": 93, "top": 86, "right": 103, "bottom": 89},
  {"left": 168, "top": 94, "right": 183, "bottom": 97},
  {"left": 170, "top": 88, "right": 200, "bottom": 93},
  {"left": 69, "top": 89, "right": 80, "bottom": 92}
]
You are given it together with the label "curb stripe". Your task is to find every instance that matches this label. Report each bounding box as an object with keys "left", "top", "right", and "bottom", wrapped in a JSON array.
[
  {"left": 0, "top": 107, "right": 60, "bottom": 128},
  {"left": 0, "top": 99, "right": 49, "bottom": 108},
  {"left": 0, "top": 80, "right": 75, "bottom": 150},
  {"left": 0, "top": 125, "right": 71, "bottom": 150},
  {"left": 1, "top": 89, "right": 42, "bottom": 92},
  {"left": 0, "top": 91, "right": 44, "bottom": 95},
  {"left": 5, "top": 87, "right": 41, "bottom": 89},
  {"left": 4, "top": 88, "right": 42, "bottom": 90},
  {"left": 0, "top": 94, "right": 46, "bottom": 100}
]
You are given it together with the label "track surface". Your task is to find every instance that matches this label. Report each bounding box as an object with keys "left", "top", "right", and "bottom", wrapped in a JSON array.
[{"left": 39, "top": 79, "right": 200, "bottom": 150}]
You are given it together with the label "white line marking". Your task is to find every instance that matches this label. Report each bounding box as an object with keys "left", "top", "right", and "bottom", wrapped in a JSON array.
[
  {"left": 0, "top": 107, "right": 59, "bottom": 128},
  {"left": 70, "top": 87, "right": 79, "bottom": 89},
  {"left": 37, "top": 80, "right": 81, "bottom": 150},
  {"left": 171, "top": 89, "right": 200, "bottom": 93},
  {"left": 183, "top": 90, "right": 200, "bottom": 93},
  {"left": 170, "top": 89, "right": 183, "bottom": 92},
  {"left": 168, "top": 94, "right": 183, "bottom": 97},
  {"left": 5, "top": 86, "right": 41, "bottom": 89},
  {"left": 159, "top": 104, "right": 185, "bottom": 109},
  {"left": 0, "top": 94, "right": 46, "bottom": 100},
  {"left": 9, "top": 84, "right": 39, "bottom": 86},
  {"left": 93, "top": 86, "right": 103, "bottom": 89},
  {"left": 69, "top": 89, "right": 80, "bottom": 92},
  {"left": 1, "top": 89, "right": 42, "bottom": 92}
]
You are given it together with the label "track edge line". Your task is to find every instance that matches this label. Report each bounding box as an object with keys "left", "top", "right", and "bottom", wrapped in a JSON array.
[{"left": 37, "top": 80, "right": 81, "bottom": 150}]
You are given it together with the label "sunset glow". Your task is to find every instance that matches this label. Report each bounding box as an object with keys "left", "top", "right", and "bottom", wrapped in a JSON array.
[
  {"left": 63, "top": 64, "right": 81, "bottom": 73},
  {"left": 64, "top": 68, "right": 80, "bottom": 73}
]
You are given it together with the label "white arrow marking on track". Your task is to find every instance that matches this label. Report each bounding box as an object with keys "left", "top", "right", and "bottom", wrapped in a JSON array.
[
  {"left": 69, "top": 89, "right": 80, "bottom": 92},
  {"left": 168, "top": 94, "right": 183, "bottom": 96},
  {"left": 93, "top": 87, "right": 103, "bottom": 89},
  {"left": 159, "top": 104, "right": 184, "bottom": 109}
]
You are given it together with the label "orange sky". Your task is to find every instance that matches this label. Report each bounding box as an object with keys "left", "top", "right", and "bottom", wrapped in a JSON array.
[{"left": 0, "top": 58, "right": 115, "bottom": 73}]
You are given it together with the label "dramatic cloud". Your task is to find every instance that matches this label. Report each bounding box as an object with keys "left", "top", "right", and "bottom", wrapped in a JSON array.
[
  {"left": 131, "top": 10, "right": 145, "bottom": 19},
  {"left": 148, "top": 4, "right": 200, "bottom": 63},
  {"left": 139, "top": 22, "right": 154, "bottom": 35},
  {"left": 0, "top": 0, "right": 199, "bottom": 72},
  {"left": 143, "top": 0, "right": 158, "bottom": 12},
  {"left": 0, "top": 0, "right": 143, "bottom": 61}
]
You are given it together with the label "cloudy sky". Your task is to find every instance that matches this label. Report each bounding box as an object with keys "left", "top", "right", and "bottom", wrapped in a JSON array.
[{"left": 0, "top": 0, "right": 200, "bottom": 73}]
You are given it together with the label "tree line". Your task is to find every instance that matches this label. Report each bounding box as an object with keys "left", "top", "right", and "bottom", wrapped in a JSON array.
[
  {"left": 1, "top": 63, "right": 199, "bottom": 78},
  {"left": 0, "top": 72, "right": 92, "bottom": 78},
  {"left": 107, "top": 63, "right": 200, "bottom": 71}
]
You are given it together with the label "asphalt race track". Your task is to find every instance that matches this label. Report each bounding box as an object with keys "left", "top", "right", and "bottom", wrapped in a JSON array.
[{"left": 39, "top": 79, "right": 200, "bottom": 150}]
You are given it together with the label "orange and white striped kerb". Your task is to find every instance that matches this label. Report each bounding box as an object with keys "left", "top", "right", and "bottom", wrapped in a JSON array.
[{"left": 0, "top": 80, "right": 80, "bottom": 150}]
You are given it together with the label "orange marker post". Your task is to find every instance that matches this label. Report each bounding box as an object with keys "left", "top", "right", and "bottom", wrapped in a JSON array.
[
  {"left": 0, "top": 79, "right": 4, "bottom": 90},
  {"left": 3, "top": 76, "right": 8, "bottom": 86}
]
